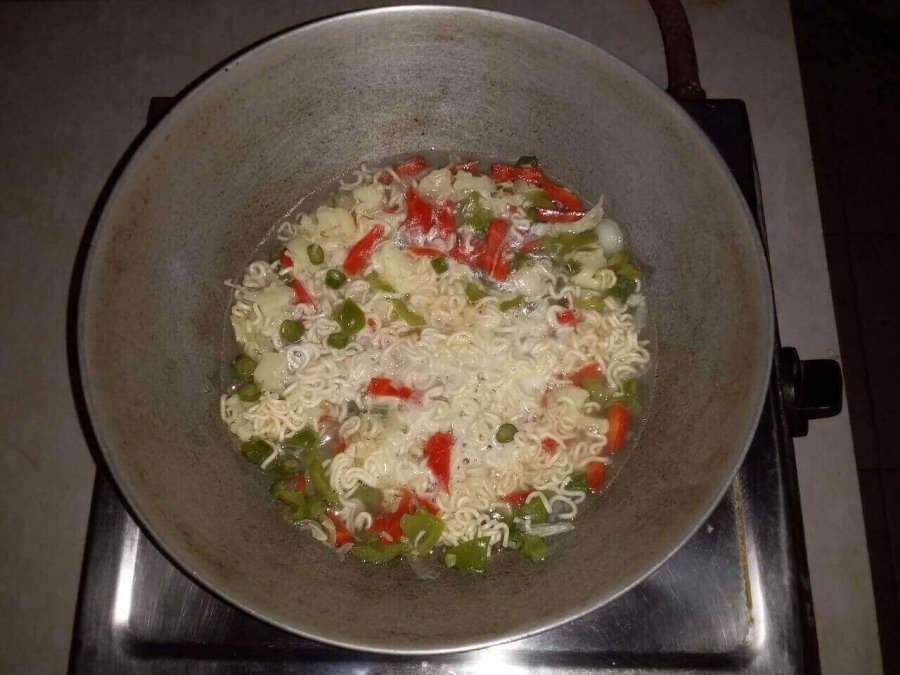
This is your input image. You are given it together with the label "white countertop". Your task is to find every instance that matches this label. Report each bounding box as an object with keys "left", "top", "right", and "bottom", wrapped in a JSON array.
[{"left": 0, "top": 1, "right": 880, "bottom": 673}]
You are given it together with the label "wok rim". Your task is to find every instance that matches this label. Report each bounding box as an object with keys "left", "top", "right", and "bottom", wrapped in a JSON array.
[{"left": 77, "top": 5, "right": 775, "bottom": 655}]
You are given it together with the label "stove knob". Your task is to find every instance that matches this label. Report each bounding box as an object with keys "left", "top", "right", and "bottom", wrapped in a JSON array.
[{"left": 779, "top": 347, "right": 844, "bottom": 438}]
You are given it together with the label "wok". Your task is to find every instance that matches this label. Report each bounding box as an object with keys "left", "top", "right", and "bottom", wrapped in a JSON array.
[{"left": 77, "top": 5, "right": 774, "bottom": 653}]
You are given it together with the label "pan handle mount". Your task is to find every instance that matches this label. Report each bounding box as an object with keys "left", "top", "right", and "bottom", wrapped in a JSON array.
[
  {"left": 779, "top": 347, "right": 844, "bottom": 438},
  {"left": 648, "top": 0, "right": 706, "bottom": 100}
]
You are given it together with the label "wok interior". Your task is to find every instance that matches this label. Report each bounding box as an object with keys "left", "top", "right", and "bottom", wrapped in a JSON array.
[{"left": 81, "top": 8, "right": 772, "bottom": 652}]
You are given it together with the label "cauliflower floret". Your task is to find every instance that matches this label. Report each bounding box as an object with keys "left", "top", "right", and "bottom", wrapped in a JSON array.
[
  {"left": 287, "top": 206, "right": 357, "bottom": 268},
  {"left": 352, "top": 183, "right": 385, "bottom": 214},
  {"left": 452, "top": 171, "right": 494, "bottom": 198},
  {"left": 369, "top": 245, "right": 422, "bottom": 295},
  {"left": 571, "top": 249, "right": 611, "bottom": 291},
  {"left": 254, "top": 351, "right": 291, "bottom": 394},
  {"left": 417, "top": 168, "right": 453, "bottom": 203},
  {"left": 510, "top": 260, "right": 552, "bottom": 297},
  {"left": 255, "top": 283, "right": 294, "bottom": 317}
]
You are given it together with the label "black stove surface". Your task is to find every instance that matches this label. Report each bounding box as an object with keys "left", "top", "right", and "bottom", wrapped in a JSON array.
[{"left": 68, "top": 98, "right": 818, "bottom": 674}]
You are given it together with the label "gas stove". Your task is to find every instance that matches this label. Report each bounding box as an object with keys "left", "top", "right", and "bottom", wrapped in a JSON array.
[{"left": 68, "top": 97, "right": 825, "bottom": 674}]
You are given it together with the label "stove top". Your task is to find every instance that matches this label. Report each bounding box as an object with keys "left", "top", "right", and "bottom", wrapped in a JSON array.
[{"left": 68, "top": 98, "right": 819, "bottom": 674}]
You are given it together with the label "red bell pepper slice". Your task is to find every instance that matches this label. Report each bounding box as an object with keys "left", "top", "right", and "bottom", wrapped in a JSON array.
[
  {"left": 290, "top": 279, "right": 316, "bottom": 308},
  {"left": 586, "top": 462, "right": 606, "bottom": 491},
  {"left": 569, "top": 362, "right": 603, "bottom": 387},
  {"left": 481, "top": 218, "right": 510, "bottom": 280},
  {"left": 606, "top": 404, "right": 629, "bottom": 453},
  {"left": 501, "top": 489, "right": 532, "bottom": 506},
  {"left": 325, "top": 512, "right": 355, "bottom": 547},
  {"left": 518, "top": 239, "right": 542, "bottom": 255},
  {"left": 432, "top": 204, "right": 456, "bottom": 240},
  {"left": 556, "top": 310, "right": 579, "bottom": 326},
  {"left": 451, "top": 160, "right": 480, "bottom": 175},
  {"left": 535, "top": 207, "right": 586, "bottom": 223},
  {"left": 449, "top": 239, "right": 486, "bottom": 266},
  {"left": 293, "top": 475, "right": 308, "bottom": 493},
  {"left": 416, "top": 495, "right": 441, "bottom": 516},
  {"left": 404, "top": 189, "right": 432, "bottom": 236},
  {"left": 343, "top": 224, "right": 385, "bottom": 275},
  {"left": 542, "top": 178, "right": 584, "bottom": 211},
  {"left": 377, "top": 172, "right": 393, "bottom": 185},
  {"left": 489, "top": 164, "right": 544, "bottom": 185},
  {"left": 365, "top": 377, "right": 418, "bottom": 402},
  {"left": 279, "top": 252, "right": 293, "bottom": 268},
  {"left": 542, "top": 437, "right": 560, "bottom": 454},
  {"left": 423, "top": 431, "right": 454, "bottom": 492},
  {"left": 407, "top": 246, "right": 446, "bottom": 258},
  {"left": 367, "top": 317, "right": 377, "bottom": 331},
  {"left": 368, "top": 490, "right": 439, "bottom": 543},
  {"left": 395, "top": 156, "right": 428, "bottom": 177}
]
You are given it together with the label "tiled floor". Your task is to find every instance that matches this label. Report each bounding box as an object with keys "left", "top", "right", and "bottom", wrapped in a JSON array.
[{"left": 792, "top": 0, "right": 900, "bottom": 670}]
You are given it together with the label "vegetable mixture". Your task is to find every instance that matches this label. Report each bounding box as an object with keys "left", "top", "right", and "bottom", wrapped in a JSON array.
[{"left": 221, "top": 155, "right": 650, "bottom": 575}]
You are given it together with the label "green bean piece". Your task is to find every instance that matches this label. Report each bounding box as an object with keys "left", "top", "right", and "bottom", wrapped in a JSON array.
[
  {"left": 351, "top": 484, "right": 384, "bottom": 510},
  {"left": 575, "top": 294, "right": 606, "bottom": 311},
  {"left": 283, "top": 426, "right": 319, "bottom": 452},
  {"left": 241, "top": 439, "right": 271, "bottom": 465},
  {"left": 390, "top": 299, "right": 426, "bottom": 327},
  {"left": 495, "top": 423, "right": 518, "bottom": 444},
  {"left": 332, "top": 299, "right": 366, "bottom": 336},
  {"left": 441, "top": 537, "right": 490, "bottom": 573},
  {"left": 352, "top": 540, "right": 411, "bottom": 565},
  {"left": 521, "top": 536, "right": 549, "bottom": 562},
  {"left": 307, "top": 243, "right": 324, "bottom": 265},
  {"left": 238, "top": 382, "right": 261, "bottom": 403},
  {"left": 516, "top": 155, "right": 540, "bottom": 167},
  {"left": 268, "top": 455, "right": 302, "bottom": 478},
  {"left": 465, "top": 283, "right": 488, "bottom": 303},
  {"left": 325, "top": 269, "right": 347, "bottom": 289},
  {"left": 232, "top": 354, "right": 257, "bottom": 380},
  {"left": 567, "top": 471, "right": 589, "bottom": 492},
  {"left": 431, "top": 257, "right": 449, "bottom": 274},
  {"left": 456, "top": 193, "right": 493, "bottom": 234},
  {"left": 608, "top": 276, "right": 637, "bottom": 302},
  {"left": 306, "top": 494, "right": 326, "bottom": 518},
  {"left": 326, "top": 332, "right": 349, "bottom": 349},
  {"left": 400, "top": 508, "right": 447, "bottom": 556},
  {"left": 365, "top": 271, "right": 396, "bottom": 293},
  {"left": 498, "top": 295, "right": 524, "bottom": 312},
  {"left": 515, "top": 496, "right": 549, "bottom": 525},
  {"left": 279, "top": 319, "right": 305, "bottom": 343},
  {"left": 306, "top": 449, "right": 340, "bottom": 506}
]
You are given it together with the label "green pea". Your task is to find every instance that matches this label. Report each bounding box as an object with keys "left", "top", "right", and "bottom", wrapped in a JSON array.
[
  {"left": 496, "top": 423, "right": 518, "bottom": 444},
  {"left": 325, "top": 269, "right": 347, "bottom": 289},
  {"left": 238, "top": 381, "right": 261, "bottom": 402},
  {"left": 232, "top": 354, "right": 257, "bottom": 380},
  {"left": 279, "top": 319, "right": 305, "bottom": 343},
  {"left": 241, "top": 439, "right": 271, "bottom": 465},
  {"left": 431, "top": 257, "right": 449, "bottom": 274},
  {"left": 307, "top": 243, "right": 324, "bottom": 265},
  {"left": 465, "top": 283, "right": 488, "bottom": 303},
  {"left": 498, "top": 295, "right": 524, "bottom": 312},
  {"left": 326, "top": 332, "right": 349, "bottom": 350}
]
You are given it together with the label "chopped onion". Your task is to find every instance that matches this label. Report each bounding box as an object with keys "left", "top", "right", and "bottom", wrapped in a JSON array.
[
  {"left": 597, "top": 218, "right": 624, "bottom": 256},
  {"left": 523, "top": 522, "right": 575, "bottom": 538},
  {"left": 406, "top": 554, "right": 441, "bottom": 581},
  {"left": 296, "top": 520, "right": 329, "bottom": 542},
  {"left": 335, "top": 543, "right": 354, "bottom": 559},
  {"left": 553, "top": 199, "right": 605, "bottom": 234}
]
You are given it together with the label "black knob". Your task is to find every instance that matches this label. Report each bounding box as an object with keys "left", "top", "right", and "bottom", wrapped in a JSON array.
[{"left": 779, "top": 347, "right": 844, "bottom": 438}]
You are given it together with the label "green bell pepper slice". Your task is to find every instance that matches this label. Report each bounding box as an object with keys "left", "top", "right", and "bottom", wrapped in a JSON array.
[
  {"left": 514, "top": 495, "right": 549, "bottom": 525},
  {"left": 241, "top": 439, "right": 271, "bottom": 465},
  {"left": 365, "top": 271, "right": 396, "bottom": 293},
  {"left": 465, "top": 282, "right": 488, "bottom": 303},
  {"left": 498, "top": 295, "right": 524, "bottom": 312},
  {"left": 400, "top": 508, "right": 446, "bottom": 556},
  {"left": 351, "top": 484, "right": 384, "bottom": 510},
  {"left": 283, "top": 426, "right": 319, "bottom": 452},
  {"left": 351, "top": 540, "right": 411, "bottom": 565},
  {"left": 390, "top": 299, "right": 425, "bottom": 327},
  {"left": 268, "top": 455, "right": 302, "bottom": 478},
  {"left": 306, "top": 494, "right": 326, "bottom": 518},
  {"left": 271, "top": 481, "right": 308, "bottom": 521},
  {"left": 456, "top": 193, "right": 493, "bottom": 234},
  {"left": 520, "top": 536, "right": 549, "bottom": 562},
  {"left": 574, "top": 293, "right": 606, "bottom": 311},
  {"left": 332, "top": 299, "right": 366, "bottom": 336},
  {"left": 442, "top": 537, "right": 490, "bottom": 573},
  {"left": 306, "top": 449, "right": 340, "bottom": 506}
]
